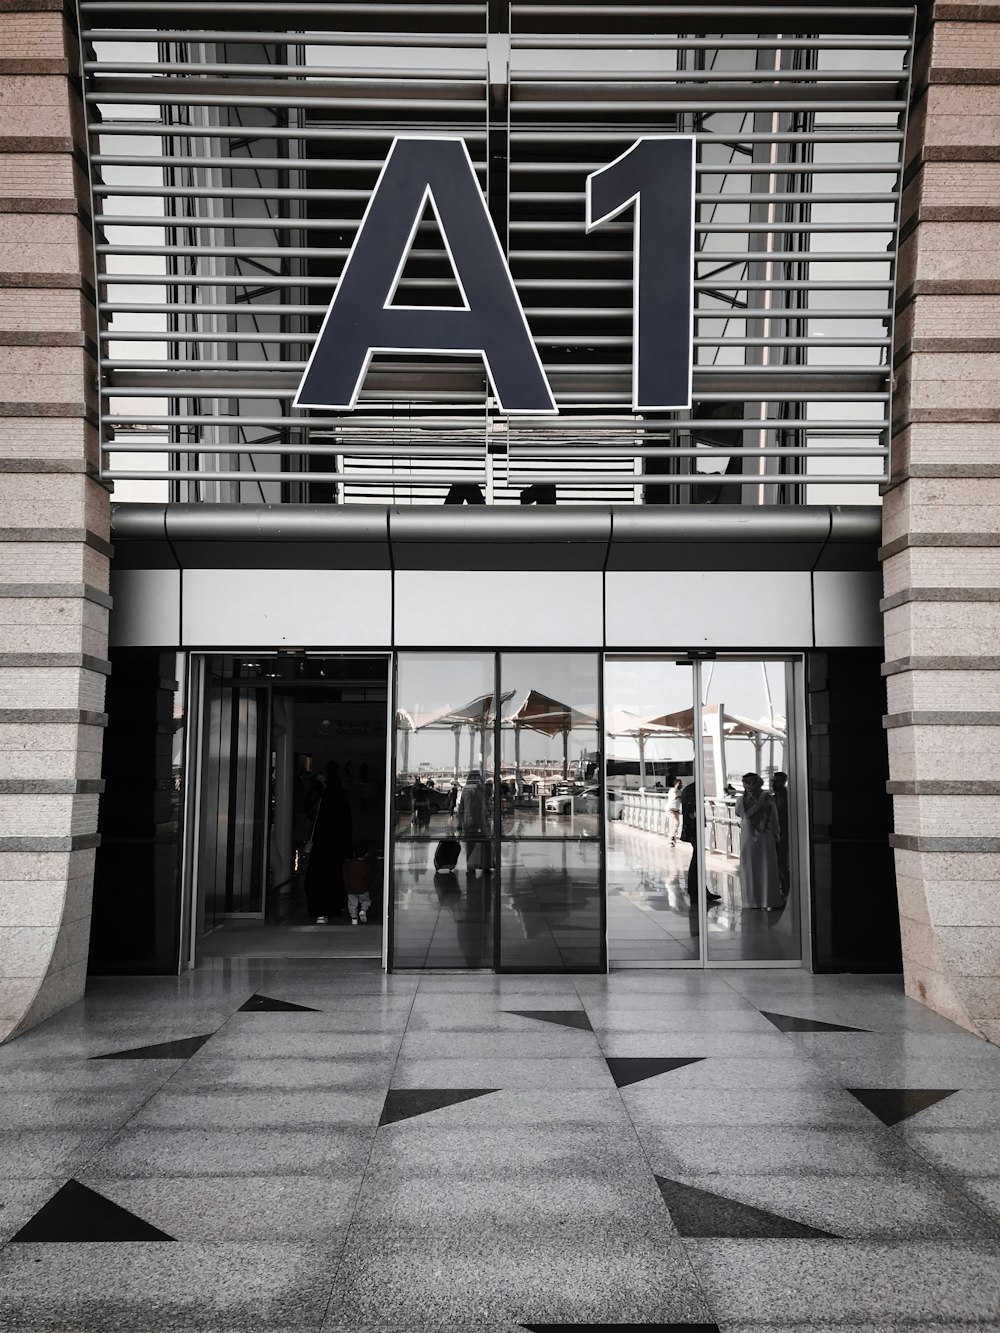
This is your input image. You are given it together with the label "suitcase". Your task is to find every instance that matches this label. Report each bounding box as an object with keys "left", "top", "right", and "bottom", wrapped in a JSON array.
[{"left": 433, "top": 837, "right": 461, "bottom": 872}]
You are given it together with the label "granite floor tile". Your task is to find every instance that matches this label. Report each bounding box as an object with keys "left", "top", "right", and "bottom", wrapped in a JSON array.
[
  {"left": 594, "top": 1032, "right": 794, "bottom": 1058},
  {"left": 126, "top": 1087, "right": 387, "bottom": 1131},
  {"left": 0, "top": 1060, "right": 184, "bottom": 1094},
  {"left": 0, "top": 1242, "right": 335, "bottom": 1331},
  {"left": 902, "top": 1128, "right": 1000, "bottom": 1177},
  {"left": 82, "top": 1125, "right": 375, "bottom": 1179},
  {"left": 790, "top": 1031, "right": 1000, "bottom": 1061},
  {"left": 397, "top": 1031, "right": 600, "bottom": 1059},
  {"left": 0, "top": 1087, "right": 164, "bottom": 1131},
  {"left": 76, "top": 1173, "right": 360, "bottom": 1241},
  {"left": 577, "top": 1006, "right": 780, "bottom": 1033},
  {"left": 874, "top": 1090, "right": 1000, "bottom": 1128},
  {"left": 603, "top": 1055, "right": 835, "bottom": 1091},
  {"left": 0, "top": 1179, "right": 63, "bottom": 1243},
  {"left": 664, "top": 1170, "right": 993, "bottom": 1239},
  {"left": 324, "top": 1233, "right": 710, "bottom": 1326},
  {"left": 388, "top": 1056, "right": 617, "bottom": 1090},
  {"left": 164, "top": 1055, "right": 397, "bottom": 1092},
  {"left": 687, "top": 1240, "right": 1000, "bottom": 1324},
  {"left": 636, "top": 1125, "right": 932, "bottom": 1178},
  {"left": 821, "top": 1057, "right": 1000, "bottom": 1089},
  {"left": 621, "top": 1085, "right": 878, "bottom": 1128},
  {"left": 374, "top": 1087, "right": 629, "bottom": 1127},
  {"left": 187, "top": 1030, "right": 403, "bottom": 1060},
  {"left": 0, "top": 1128, "right": 118, "bottom": 1181}
]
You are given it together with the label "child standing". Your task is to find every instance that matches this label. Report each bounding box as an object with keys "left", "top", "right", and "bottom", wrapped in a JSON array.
[{"left": 343, "top": 841, "right": 371, "bottom": 925}]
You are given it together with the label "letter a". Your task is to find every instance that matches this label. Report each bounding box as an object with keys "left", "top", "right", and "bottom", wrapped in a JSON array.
[{"left": 294, "top": 136, "right": 556, "bottom": 414}]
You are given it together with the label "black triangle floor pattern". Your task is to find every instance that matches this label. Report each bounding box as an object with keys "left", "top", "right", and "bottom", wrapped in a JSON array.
[
  {"left": 239, "top": 994, "right": 319, "bottom": 1013},
  {"left": 12, "top": 1181, "right": 175, "bottom": 1243},
  {"left": 656, "top": 1175, "right": 839, "bottom": 1240},
  {"left": 379, "top": 1088, "right": 500, "bottom": 1127},
  {"left": 505, "top": 1008, "right": 594, "bottom": 1032},
  {"left": 847, "top": 1087, "right": 958, "bottom": 1126},
  {"left": 760, "top": 1009, "right": 869, "bottom": 1034},
  {"left": 606, "top": 1056, "right": 704, "bottom": 1088},
  {"left": 89, "top": 1033, "right": 215, "bottom": 1061}
]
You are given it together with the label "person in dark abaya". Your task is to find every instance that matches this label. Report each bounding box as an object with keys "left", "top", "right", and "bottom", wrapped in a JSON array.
[{"left": 305, "top": 762, "right": 353, "bottom": 923}]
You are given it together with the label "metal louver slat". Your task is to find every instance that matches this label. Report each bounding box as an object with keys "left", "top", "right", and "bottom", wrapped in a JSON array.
[{"left": 82, "top": 0, "right": 914, "bottom": 506}]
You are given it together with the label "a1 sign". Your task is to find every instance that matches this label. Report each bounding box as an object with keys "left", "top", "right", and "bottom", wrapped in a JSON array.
[{"left": 294, "top": 134, "right": 695, "bottom": 416}]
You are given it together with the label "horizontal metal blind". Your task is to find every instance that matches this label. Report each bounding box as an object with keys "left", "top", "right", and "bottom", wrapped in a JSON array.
[{"left": 80, "top": 0, "right": 915, "bottom": 505}]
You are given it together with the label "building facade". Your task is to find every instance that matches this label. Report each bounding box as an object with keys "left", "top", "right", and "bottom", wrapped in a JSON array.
[{"left": 0, "top": 0, "right": 996, "bottom": 1039}]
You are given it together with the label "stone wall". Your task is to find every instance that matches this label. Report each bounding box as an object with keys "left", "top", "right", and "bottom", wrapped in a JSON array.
[
  {"left": 0, "top": 0, "right": 110, "bottom": 1040},
  {"left": 884, "top": 0, "right": 1000, "bottom": 1042}
]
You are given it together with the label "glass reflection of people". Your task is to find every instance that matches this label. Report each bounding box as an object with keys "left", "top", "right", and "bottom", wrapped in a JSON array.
[
  {"left": 734, "top": 772, "right": 782, "bottom": 911},
  {"left": 305, "top": 762, "right": 353, "bottom": 924},
  {"left": 666, "top": 778, "right": 683, "bottom": 845},
  {"left": 411, "top": 776, "right": 431, "bottom": 829},
  {"left": 772, "top": 771, "right": 790, "bottom": 902},
  {"left": 456, "top": 770, "right": 492, "bottom": 875},
  {"left": 681, "top": 780, "right": 721, "bottom": 905}
]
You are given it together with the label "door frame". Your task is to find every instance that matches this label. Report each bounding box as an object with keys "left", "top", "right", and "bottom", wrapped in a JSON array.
[
  {"left": 180, "top": 650, "right": 393, "bottom": 972},
  {"left": 602, "top": 651, "right": 811, "bottom": 971}
]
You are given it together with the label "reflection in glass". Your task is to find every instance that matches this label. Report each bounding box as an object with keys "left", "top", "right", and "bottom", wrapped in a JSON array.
[
  {"left": 700, "top": 660, "right": 801, "bottom": 962},
  {"left": 391, "top": 838, "right": 493, "bottom": 968},
  {"left": 394, "top": 653, "right": 496, "bottom": 842},
  {"left": 499, "top": 654, "right": 601, "bottom": 839},
  {"left": 392, "top": 652, "right": 495, "bottom": 968},
  {"left": 497, "top": 653, "right": 603, "bottom": 970},
  {"left": 604, "top": 657, "right": 700, "bottom": 963},
  {"left": 499, "top": 841, "right": 601, "bottom": 970}
]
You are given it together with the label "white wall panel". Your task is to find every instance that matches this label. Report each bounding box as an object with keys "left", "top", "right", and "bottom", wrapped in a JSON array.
[
  {"left": 394, "top": 570, "right": 603, "bottom": 647},
  {"left": 108, "top": 569, "right": 181, "bottom": 647},
  {"left": 813, "top": 570, "right": 884, "bottom": 648},
  {"left": 181, "top": 569, "right": 391, "bottom": 646},
  {"left": 605, "top": 570, "right": 813, "bottom": 648}
]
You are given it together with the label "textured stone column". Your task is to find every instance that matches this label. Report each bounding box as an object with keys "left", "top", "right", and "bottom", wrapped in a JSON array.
[
  {"left": 0, "top": 0, "right": 110, "bottom": 1040},
  {"left": 884, "top": 1, "right": 1000, "bottom": 1042}
]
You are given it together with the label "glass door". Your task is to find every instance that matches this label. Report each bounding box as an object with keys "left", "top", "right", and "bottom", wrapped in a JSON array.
[
  {"left": 605, "top": 655, "right": 802, "bottom": 968},
  {"left": 699, "top": 659, "right": 801, "bottom": 964}
]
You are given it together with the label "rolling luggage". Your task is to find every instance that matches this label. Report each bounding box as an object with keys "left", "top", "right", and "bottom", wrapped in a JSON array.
[{"left": 433, "top": 837, "right": 461, "bottom": 873}]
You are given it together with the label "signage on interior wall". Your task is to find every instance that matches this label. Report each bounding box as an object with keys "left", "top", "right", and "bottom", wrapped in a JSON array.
[{"left": 293, "top": 134, "right": 695, "bottom": 416}]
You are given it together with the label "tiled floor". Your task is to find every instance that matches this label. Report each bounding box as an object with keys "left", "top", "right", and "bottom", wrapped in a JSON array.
[{"left": 2, "top": 963, "right": 1000, "bottom": 1331}]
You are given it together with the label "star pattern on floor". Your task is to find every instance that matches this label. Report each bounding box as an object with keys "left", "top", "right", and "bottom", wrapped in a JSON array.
[
  {"left": 378, "top": 1088, "right": 500, "bottom": 1126},
  {"left": 89, "top": 1033, "right": 215, "bottom": 1060},
  {"left": 656, "top": 1175, "right": 840, "bottom": 1239},
  {"left": 759, "top": 1010, "right": 869, "bottom": 1033},
  {"left": 238, "top": 993, "right": 319, "bottom": 1012},
  {"left": 846, "top": 1087, "right": 958, "bottom": 1126},
  {"left": 605, "top": 1056, "right": 705, "bottom": 1088},
  {"left": 12, "top": 1181, "right": 175, "bottom": 1243},
  {"left": 505, "top": 1008, "right": 594, "bottom": 1031}
]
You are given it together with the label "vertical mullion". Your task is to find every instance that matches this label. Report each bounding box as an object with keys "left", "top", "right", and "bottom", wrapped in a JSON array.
[
  {"left": 692, "top": 661, "right": 709, "bottom": 967},
  {"left": 493, "top": 650, "right": 502, "bottom": 972}
]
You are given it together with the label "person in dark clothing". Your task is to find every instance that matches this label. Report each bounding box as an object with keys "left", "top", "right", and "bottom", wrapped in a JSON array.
[
  {"left": 772, "top": 770, "right": 790, "bottom": 901},
  {"left": 305, "top": 762, "right": 353, "bottom": 923},
  {"left": 680, "top": 780, "right": 721, "bottom": 905}
]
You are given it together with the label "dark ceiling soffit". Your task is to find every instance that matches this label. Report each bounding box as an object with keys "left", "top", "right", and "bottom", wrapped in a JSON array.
[{"left": 109, "top": 504, "right": 882, "bottom": 574}]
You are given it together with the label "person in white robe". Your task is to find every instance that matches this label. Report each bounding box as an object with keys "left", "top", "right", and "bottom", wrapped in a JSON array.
[{"left": 734, "top": 772, "right": 782, "bottom": 910}]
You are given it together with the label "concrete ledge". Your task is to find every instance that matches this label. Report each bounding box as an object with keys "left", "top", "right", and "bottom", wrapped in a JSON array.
[
  {"left": 0, "top": 709, "right": 107, "bottom": 724},
  {"left": 0, "top": 652, "right": 110, "bottom": 673},
  {"left": 883, "top": 656, "right": 1000, "bottom": 674},
  {"left": 882, "top": 588, "right": 1000, "bottom": 610},
  {"left": 0, "top": 779, "right": 104, "bottom": 794},
  {"left": 0, "top": 833, "right": 99, "bottom": 851},
  {"left": 889, "top": 781, "right": 1000, "bottom": 794},
  {"left": 885, "top": 711, "right": 1000, "bottom": 726},
  {"left": 892, "top": 835, "right": 1000, "bottom": 852},
  {"left": 0, "top": 583, "right": 112, "bottom": 607}
]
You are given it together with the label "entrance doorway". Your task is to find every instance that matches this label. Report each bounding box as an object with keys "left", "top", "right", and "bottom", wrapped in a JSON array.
[
  {"left": 605, "top": 656, "right": 803, "bottom": 967},
  {"left": 190, "top": 654, "right": 390, "bottom": 963}
]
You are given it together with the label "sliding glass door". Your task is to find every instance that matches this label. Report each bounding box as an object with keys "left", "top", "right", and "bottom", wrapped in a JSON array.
[{"left": 605, "top": 655, "right": 802, "bottom": 968}]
